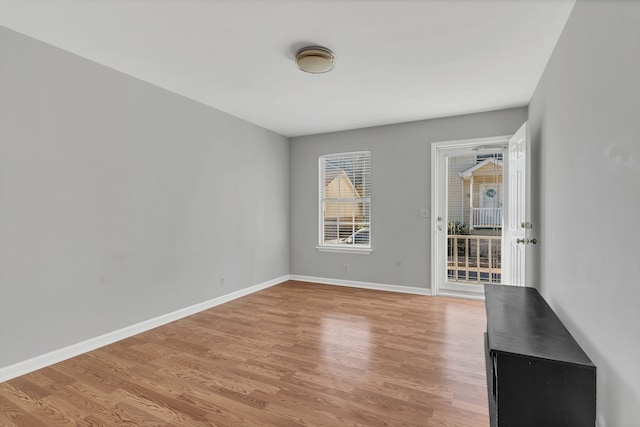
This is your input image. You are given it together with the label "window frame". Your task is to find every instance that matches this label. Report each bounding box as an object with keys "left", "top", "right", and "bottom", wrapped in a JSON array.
[{"left": 317, "top": 151, "right": 372, "bottom": 254}]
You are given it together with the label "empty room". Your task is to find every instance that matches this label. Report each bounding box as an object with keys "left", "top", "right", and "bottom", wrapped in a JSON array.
[{"left": 0, "top": 0, "right": 638, "bottom": 426}]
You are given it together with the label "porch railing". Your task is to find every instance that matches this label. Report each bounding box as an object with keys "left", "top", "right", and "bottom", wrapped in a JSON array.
[
  {"left": 447, "top": 235, "right": 501, "bottom": 284},
  {"left": 470, "top": 207, "right": 502, "bottom": 228}
]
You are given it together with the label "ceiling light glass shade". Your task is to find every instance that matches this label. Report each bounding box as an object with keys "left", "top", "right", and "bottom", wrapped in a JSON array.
[{"left": 296, "top": 46, "right": 335, "bottom": 73}]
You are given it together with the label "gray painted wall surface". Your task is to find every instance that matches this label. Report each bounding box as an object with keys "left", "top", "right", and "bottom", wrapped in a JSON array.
[
  {"left": 290, "top": 108, "right": 527, "bottom": 288},
  {"left": 528, "top": 1, "right": 640, "bottom": 425},
  {"left": 0, "top": 27, "right": 289, "bottom": 368}
]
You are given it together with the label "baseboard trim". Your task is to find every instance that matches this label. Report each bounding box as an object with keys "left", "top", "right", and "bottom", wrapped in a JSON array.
[
  {"left": 0, "top": 275, "right": 288, "bottom": 383},
  {"left": 437, "top": 290, "right": 485, "bottom": 301},
  {"left": 290, "top": 275, "right": 431, "bottom": 296}
]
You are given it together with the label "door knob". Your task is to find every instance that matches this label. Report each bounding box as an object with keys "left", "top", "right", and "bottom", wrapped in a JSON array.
[{"left": 517, "top": 238, "right": 538, "bottom": 245}]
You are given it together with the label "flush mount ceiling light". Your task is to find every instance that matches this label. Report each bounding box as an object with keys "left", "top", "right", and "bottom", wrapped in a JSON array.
[{"left": 296, "top": 46, "right": 335, "bottom": 74}]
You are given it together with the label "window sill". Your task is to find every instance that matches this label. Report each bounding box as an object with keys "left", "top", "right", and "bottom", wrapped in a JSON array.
[{"left": 316, "top": 246, "right": 373, "bottom": 255}]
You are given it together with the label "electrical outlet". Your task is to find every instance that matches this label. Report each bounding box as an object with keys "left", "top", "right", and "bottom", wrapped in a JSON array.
[
  {"left": 344, "top": 264, "right": 349, "bottom": 272},
  {"left": 220, "top": 276, "right": 225, "bottom": 286}
]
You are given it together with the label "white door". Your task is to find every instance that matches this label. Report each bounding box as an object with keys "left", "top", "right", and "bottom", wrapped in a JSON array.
[{"left": 502, "top": 122, "right": 531, "bottom": 286}]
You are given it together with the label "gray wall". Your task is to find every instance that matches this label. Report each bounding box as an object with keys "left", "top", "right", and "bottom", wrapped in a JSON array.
[
  {"left": 290, "top": 108, "right": 527, "bottom": 288},
  {"left": 0, "top": 27, "right": 289, "bottom": 368},
  {"left": 528, "top": 1, "right": 640, "bottom": 425}
]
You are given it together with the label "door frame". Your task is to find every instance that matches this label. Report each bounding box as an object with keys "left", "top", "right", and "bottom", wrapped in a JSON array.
[{"left": 431, "top": 135, "right": 511, "bottom": 299}]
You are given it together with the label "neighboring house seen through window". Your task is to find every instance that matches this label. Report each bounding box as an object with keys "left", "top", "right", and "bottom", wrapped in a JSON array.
[{"left": 319, "top": 151, "right": 371, "bottom": 251}]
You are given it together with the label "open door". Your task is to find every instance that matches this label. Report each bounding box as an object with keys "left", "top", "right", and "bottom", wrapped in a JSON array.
[
  {"left": 431, "top": 124, "right": 533, "bottom": 297},
  {"left": 502, "top": 122, "right": 533, "bottom": 286}
]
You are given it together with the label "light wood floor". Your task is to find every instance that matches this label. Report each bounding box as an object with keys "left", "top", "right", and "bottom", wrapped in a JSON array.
[{"left": 0, "top": 281, "right": 489, "bottom": 426}]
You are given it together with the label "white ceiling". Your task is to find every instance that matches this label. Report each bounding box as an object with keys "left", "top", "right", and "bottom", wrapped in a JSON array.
[{"left": 0, "top": 0, "right": 575, "bottom": 137}]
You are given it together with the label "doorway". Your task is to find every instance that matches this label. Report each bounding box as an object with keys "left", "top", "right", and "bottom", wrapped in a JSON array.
[{"left": 431, "top": 123, "right": 530, "bottom": 298}]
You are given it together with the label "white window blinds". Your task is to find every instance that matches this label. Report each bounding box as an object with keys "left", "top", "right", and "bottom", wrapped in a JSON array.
[{"left": 319, "top": 151, "right": 371, "bottom": 248}]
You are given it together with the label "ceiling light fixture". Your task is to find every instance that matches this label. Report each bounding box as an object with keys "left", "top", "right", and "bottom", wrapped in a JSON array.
[{"left": 296, "top": 46, "right": 335, "bottom": 74}]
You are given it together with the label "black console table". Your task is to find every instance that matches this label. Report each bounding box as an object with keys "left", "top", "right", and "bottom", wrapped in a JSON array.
[{"left": 484, "top": 285, "right": 596, "bottom": 426}]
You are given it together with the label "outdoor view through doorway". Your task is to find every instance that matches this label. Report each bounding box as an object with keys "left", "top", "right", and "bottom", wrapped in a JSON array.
[{"left": 447, "top": 151, "right": 503, "bottom": 285}]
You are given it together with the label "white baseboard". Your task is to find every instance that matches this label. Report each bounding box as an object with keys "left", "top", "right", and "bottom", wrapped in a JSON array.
[
  {"left": 436, "top": 290, "right": 485, "bottom": 301},
  {"left": 0, "top": 275, "right": 288, "bottom": 383},
  {"left": 290, "top": 275, "right": 431, "bottom": 296}
]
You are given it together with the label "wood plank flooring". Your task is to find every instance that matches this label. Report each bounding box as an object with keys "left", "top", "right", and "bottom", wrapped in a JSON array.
[{"left": 0, "top": 281, "right": 489, "bottom": 426}]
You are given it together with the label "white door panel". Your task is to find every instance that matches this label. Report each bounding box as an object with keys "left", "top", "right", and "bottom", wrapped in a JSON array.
[{"left": 502, "top": 122, "right": 530, "bottom": 286}]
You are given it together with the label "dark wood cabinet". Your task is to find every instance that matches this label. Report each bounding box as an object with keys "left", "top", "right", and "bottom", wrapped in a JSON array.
[{"left": 484, "top": 285, "right": 596, "bottom": 426}]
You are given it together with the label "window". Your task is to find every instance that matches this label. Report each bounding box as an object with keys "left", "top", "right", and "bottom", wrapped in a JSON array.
[{"left": 318, "top": 151, "right": 371, "bottom": 252}]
